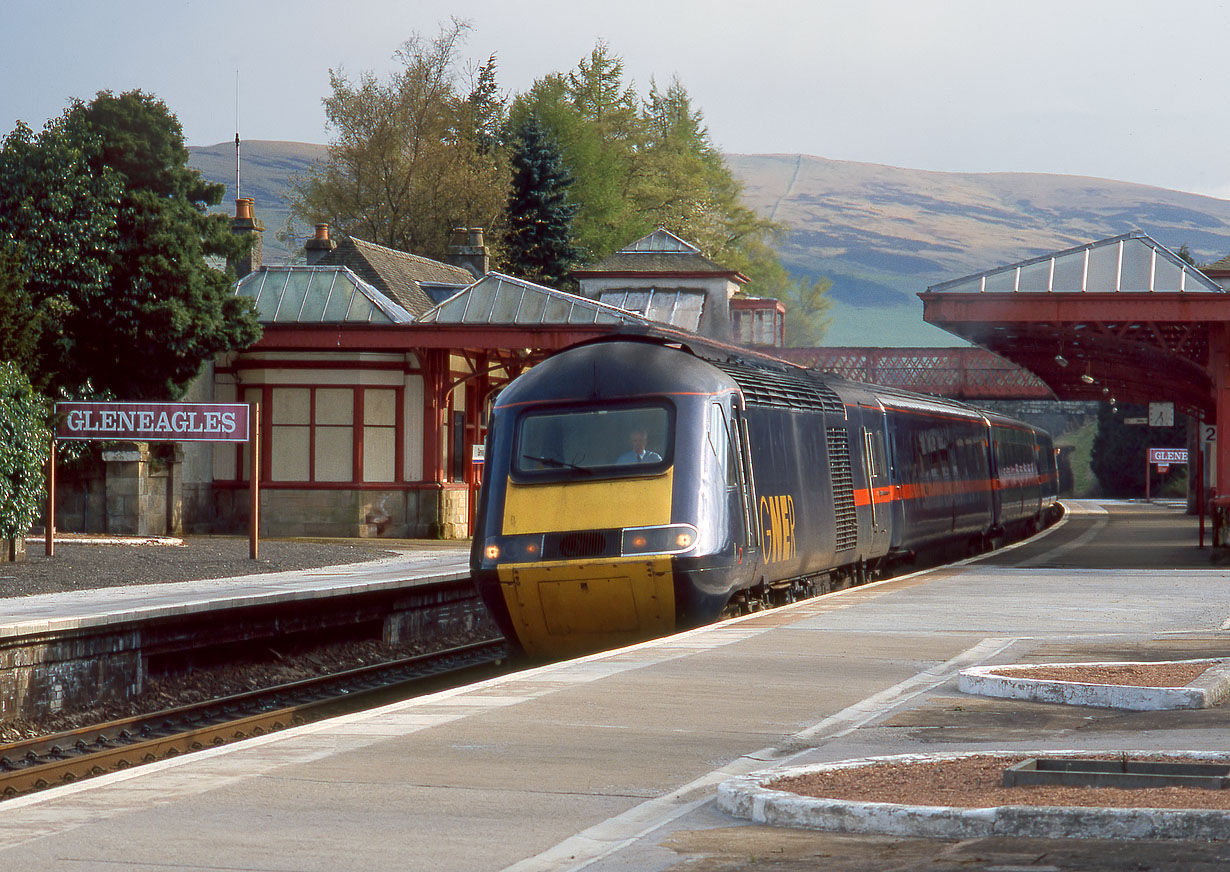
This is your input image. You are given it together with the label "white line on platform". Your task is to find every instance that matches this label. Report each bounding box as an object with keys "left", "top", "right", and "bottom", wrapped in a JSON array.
[{"left": 499, "top": 636, "right": 1019, "bottom": 872}]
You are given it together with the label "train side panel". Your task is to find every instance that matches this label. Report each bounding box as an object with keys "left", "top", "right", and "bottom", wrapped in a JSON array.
[{"left": 880, "top": 401, "right": 994, "bottom": 555}]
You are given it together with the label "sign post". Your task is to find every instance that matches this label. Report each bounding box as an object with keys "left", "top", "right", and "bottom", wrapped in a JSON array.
[
  {"left": 53, "top": 402, "right": 254, "bottom": 556},
  {"left": 1145, "top": 447, "right": 1188, "bottom": 503},
  {"left": 249, "top": 403, "right": 260, "bottom": 560},
  {"left": 45, "top": 436, "right": 56, "bottom": 558}
]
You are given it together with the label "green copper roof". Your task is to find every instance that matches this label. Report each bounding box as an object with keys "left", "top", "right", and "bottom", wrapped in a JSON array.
[{"left": 234, "top": 266, "right": 415, "bottom": 324}]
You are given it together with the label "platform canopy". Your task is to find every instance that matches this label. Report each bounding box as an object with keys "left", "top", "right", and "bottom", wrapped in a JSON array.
[
  {"left": 418, "top": 272, "right": 654, "bottom": 328},
  {"left": 921, "top": 232, "right": 1230, "bottom": 418},
  {"left": 235, "top": 266, "right": 415, "bottom": 324}
]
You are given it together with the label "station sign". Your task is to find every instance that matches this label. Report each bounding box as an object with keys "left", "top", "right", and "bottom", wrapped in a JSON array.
[
  {"left": 56, "top": 402, "right": 250, "bottom": 442},
  {"left": 1147, "top": 447, "right": 1188, "bottom": 465}
]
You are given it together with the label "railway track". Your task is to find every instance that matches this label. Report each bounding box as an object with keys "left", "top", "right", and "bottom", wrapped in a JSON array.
[{"left": 0, "top": 637, "right": 510, "bottom": 799}]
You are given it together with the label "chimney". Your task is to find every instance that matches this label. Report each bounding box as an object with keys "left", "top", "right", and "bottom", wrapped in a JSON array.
[
  {"left": 447, "top": 226, "right": 490, "bottom": 278},
  {"left": 229, "top": 198, "right": 264, "bottom": 280},
  {"left": 304, "top": 223, "right": 336, "bottom": 265}
]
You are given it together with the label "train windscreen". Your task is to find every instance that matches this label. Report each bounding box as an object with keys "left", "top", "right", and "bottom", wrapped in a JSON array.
[{"left": 513, "top": 404, "right": 672, "bottom": 478}]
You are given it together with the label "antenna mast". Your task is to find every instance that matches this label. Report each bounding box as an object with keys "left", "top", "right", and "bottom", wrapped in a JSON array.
[{"left": 235, "top": 71, "right": 241, "bottom": 202}]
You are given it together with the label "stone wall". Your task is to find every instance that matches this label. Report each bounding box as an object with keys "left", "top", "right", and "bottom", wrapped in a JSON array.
[
  {"left": 51, "top": 444, "right": 183, "bottom": 536},
  {"left": 0, "top": 631, "right": 142, "bottom": 721}
]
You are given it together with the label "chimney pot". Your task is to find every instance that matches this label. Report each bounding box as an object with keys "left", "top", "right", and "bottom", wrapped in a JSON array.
[
  {"left": 451, "top": 227, "right": 469, "bottom": 246},
  {"left": 314, "top": 223, "right": 330, "bottom": 241},
  {"left": 235, "top": 198, "right": 252, "bottom": 220},
  {"left": 468, "top": 228, "right": 485, "bottom": 247}
]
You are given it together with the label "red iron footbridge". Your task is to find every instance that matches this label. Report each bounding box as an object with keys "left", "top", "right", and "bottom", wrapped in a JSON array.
[{"left": 777, "top": 347, "right": 1055, "bottom": 401}]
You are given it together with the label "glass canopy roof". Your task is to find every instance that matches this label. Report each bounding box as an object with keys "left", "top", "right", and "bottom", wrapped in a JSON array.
[
  {"left": 235, "top": 266, "right": 414, "bottom": 324},
  {"left": 927, "top": 232, "right": 1224, "bottom": 295},
  {"left": 418, "top": 273, "right": 653, "bottom": 327}
]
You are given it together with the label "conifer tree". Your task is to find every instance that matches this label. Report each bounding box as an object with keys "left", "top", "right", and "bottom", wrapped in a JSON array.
[{"left": 504, "top": 116, "right": 580, "bottom": 287}]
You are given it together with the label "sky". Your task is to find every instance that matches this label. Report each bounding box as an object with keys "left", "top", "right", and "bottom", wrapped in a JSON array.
[{"left": 5, "top": 0, "right": 1230, "bottom": 198}]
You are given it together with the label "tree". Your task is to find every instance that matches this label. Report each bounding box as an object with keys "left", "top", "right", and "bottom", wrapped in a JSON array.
[
  {"left": 0, "top": 92, "right": 261, "bottom": 401},
  {"left": 510, "top": 45, "right": 794, "bottom": 297},
  {"left": 504, "top": 116, "right": 581, "bottom": 286},
  {"left": 0, "top": 362, "right": 48, "bottom": 552},
  {"left": 0, "top": 111, "right": 121, "bottom": 395},
  {"left": 1091, "top": 403, "right": 1186, "bottom": 497},
  {"left": 0, "top": 240, "right": 43, "bottom": 374},
  {"left": 73, "top": 90, "right": 262, "bottom": 399},
  {"left": 290, "top": 19, "right": 507, "bottom": 261},
  {"left": 778, "top": 274, "right": 834, "bottom": 346}
]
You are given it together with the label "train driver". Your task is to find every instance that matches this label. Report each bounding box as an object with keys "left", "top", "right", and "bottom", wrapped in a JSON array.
[{"left": 617, "top": 428, "right": 662, "bottom": 464}]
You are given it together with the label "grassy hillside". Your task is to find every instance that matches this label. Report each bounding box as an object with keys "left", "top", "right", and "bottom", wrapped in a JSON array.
[
  {"left": 189, "top": 140, "right": 326, "bottom": 263},
  {"left": 192, "top": 141, "right": 1230, "bottom": 346}
]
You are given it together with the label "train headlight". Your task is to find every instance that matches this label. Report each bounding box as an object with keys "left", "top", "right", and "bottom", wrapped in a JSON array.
[
  {"left": 483, "top": 534, "right": 545, "bottom": 564},
  {"left": 621, "top": 524, "right": 699, "bottom": 556}
]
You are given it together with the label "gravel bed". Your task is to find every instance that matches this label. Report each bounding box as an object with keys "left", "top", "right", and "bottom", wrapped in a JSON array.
[
  {"left": 0, "top": 536, "right": 396, "bottom": 598},
  {"left": 989, "top": 662, "right": 1214, "bottom": 687},
  {"left": 770, "top": 753, "right": 1230, "bottom": 811}
]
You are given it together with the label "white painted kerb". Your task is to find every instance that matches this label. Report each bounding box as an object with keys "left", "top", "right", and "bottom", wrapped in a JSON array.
[
  {"left": 718, "top": 751, "right": 1230, "bottom": 841},
  {"left": 958, "top": 659, "right": 1230, "bottom": 710}
]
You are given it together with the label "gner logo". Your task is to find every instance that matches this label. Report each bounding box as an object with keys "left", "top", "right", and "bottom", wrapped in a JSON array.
[{"left": 760, "top": 494, "right": 796, "bottom": 564}]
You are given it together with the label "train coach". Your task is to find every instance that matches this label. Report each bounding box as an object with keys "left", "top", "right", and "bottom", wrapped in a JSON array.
[{"left": 470, "top": 337, "right": 1058, "bottom": 658}]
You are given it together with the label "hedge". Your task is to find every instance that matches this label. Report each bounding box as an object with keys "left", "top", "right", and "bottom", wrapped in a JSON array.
[{"left": 0, "top": 362, "right": 48, "bottom": 541}]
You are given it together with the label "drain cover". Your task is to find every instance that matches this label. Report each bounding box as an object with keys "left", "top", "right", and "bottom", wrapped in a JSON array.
[{"left": 1004, "top": 758, "right": 1230, "bottom": 790}]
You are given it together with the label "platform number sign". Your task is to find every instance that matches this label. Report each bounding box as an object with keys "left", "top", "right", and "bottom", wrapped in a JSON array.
[
  {"left": 1148, "top": 402, "right": 1174, "bottom": 428},
  {"left": 1202, "top": 424, "right": 1217, "bottom": 446}
]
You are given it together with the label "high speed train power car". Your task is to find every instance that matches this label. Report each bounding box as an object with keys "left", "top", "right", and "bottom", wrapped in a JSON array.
[{"left": 470, "top": 337, "right": 1059, "bottom": 658}]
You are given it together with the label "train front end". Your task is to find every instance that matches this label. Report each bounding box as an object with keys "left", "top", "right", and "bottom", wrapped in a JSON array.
[{"left": 470, "top": 341, "right": 746, "bottom": 658}]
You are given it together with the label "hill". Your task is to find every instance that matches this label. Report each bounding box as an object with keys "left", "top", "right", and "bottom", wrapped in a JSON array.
[{"left": 190, "top": 141, "right": 1230, "bottom": 346}]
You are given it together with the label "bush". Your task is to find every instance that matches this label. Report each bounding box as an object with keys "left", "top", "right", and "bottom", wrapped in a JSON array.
[{"left": 0, "top": 362, "right": 48, "bottom": 540}]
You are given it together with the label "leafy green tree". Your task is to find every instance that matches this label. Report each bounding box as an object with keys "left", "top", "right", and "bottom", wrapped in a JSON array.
[
  {"left": 463, "top": 53, "right": 506, "bottom": 154},
  {"left": 0, "top": 241, "right": 43, "bottom": 375},
  {"left": 0, "top": 362, "right": 48, "bottom": 549},
  {"left": 0, "top": 111, "right": 121, "bottom": 395},
  {"left": 291, "top": 19, "right": 507, "bottom": 261},
  {"left": 0, "top": 93, "right": 261, "bottom": 401},
  {"left": 509, "top": 72, "right": 645, "bottom": 261},
  {"left": 511, "top": 46, "right": 798, "bottom": 303},
  {"left": 504, "top": 116, "right": 581, "bottom": 286},
  {"left": 74, "top": 90, "right": 262, "bottom": 399},
  {"left": 778, "top": 275, "right": 834, "bottom": 346},
  {"left": 1091, "top": 403, "right": 1186, "bottom": 497}
]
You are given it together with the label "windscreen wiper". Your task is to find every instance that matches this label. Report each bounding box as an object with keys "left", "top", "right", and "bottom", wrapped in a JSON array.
[{"left": 522, "top": 454, "right": 593, "bottom": 474}]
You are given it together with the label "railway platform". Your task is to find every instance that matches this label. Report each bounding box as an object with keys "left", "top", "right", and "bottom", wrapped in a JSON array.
[
  {"left": 1, "top": 499, "right": 1229, "bottom": 871},
  {"left": 0, "top": 543, "right": 470, "bottom": 639}
]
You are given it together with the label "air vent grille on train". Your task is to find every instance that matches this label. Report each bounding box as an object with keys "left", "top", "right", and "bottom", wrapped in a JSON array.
[
  {"left": 827, "top": 427, "right": 858, "bottom": 551},
  {"left": 545, "top": 530, "right": 617, "bottom": 560},
  {"left": 711, "top": 361, "right": 844, "bottom": 416}
]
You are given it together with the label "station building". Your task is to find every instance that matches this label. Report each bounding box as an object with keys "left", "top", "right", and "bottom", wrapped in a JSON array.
[{"left": 173, "top": 221, "right": 759, "bottom": 540}]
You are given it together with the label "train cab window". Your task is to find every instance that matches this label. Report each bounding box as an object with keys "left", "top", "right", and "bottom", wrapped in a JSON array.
[
  {"left": 707, "top": 402, "right": 740, "bottom": 489},
  {"left": 512, "top": 404, "right": 673, "bottom": 479}
]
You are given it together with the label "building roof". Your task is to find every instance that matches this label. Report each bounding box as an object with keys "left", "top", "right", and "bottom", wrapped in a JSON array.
[
  {"left": 315, "top": 236, "right": 475, "bottom": 315},
  {"left": 927, "top": 231, "right": 1222, "bottom": 294},
  {"left": 235, "top": 266, "right": 415, "bottom": 324},
  {"left": 573, "top": 228, "right": 747, "bottom": 280},
  {"left": 595, "top": 288, "right": 707, "bottom": 332},
  {"left": 418, "top": 273, "right": 656, "bottom": 328}
]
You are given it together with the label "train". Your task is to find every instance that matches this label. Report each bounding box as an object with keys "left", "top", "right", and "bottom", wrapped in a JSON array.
[{"left": 470, "top": 336, "right": 1059, "bottom": 658}]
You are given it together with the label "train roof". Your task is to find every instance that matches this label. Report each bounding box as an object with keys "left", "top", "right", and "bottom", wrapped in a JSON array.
[{"left": 520, "top": 334, "right": 1043, "bottom": 433}]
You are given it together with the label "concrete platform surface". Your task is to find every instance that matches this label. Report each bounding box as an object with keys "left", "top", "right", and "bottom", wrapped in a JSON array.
[
  {"left": 0, "top": 499, "right": 1228, "bottom": 871},
  {"left": 0, "top": 546, "right": 470, "bottom": 639}
]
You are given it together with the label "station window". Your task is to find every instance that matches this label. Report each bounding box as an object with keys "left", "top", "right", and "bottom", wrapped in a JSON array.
[{"left": 239, "top": 386, "right": 403, "bottom": 485}]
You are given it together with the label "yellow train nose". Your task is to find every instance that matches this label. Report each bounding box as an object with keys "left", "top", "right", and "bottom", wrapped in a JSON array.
[{"left": 497, "top": 557, "right": 675, "bottom": 658}]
